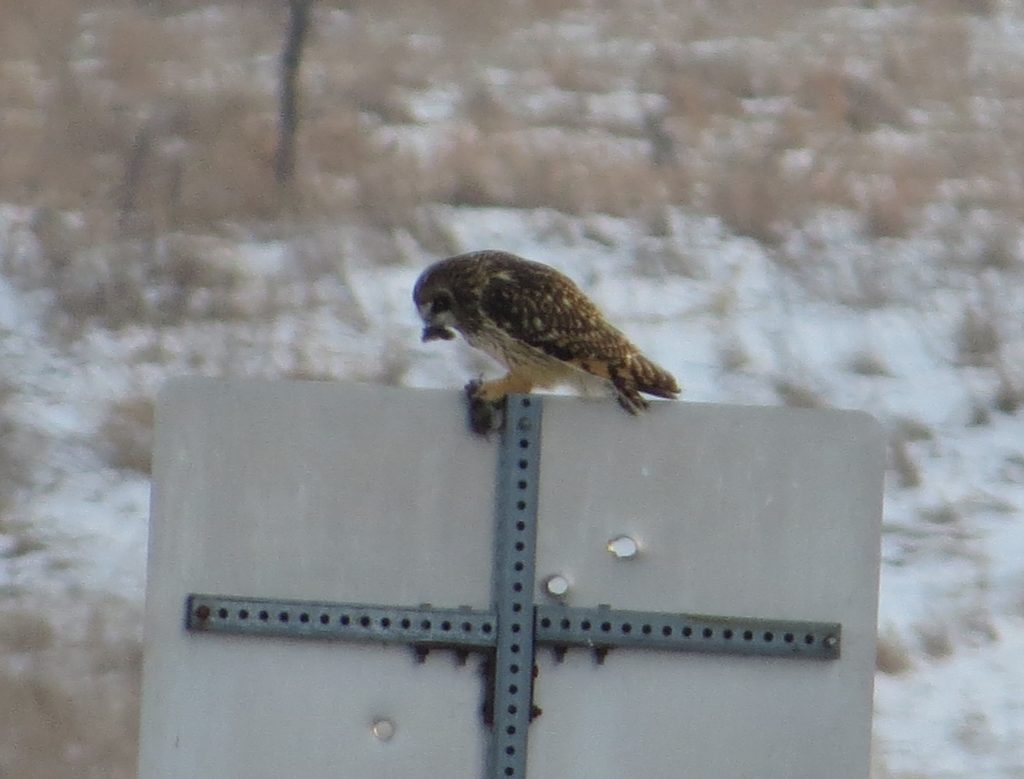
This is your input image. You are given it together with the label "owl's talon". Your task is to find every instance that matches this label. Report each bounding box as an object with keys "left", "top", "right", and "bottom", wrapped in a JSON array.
[
  {"left": 615, "top": 388, "right": 648, "bottom": 415},
  {"left": 465, "top": 380, "right": 504, "bottom": 436}
]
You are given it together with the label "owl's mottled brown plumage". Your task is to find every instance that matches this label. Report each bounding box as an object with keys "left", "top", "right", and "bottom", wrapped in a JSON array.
[{"left": 413, "top": 250, "right": 679, "bottom": 431}]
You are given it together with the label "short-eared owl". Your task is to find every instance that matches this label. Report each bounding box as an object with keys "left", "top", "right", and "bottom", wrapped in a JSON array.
[{"left": 413, "top": 250, "right": 680, "bottom": 433}]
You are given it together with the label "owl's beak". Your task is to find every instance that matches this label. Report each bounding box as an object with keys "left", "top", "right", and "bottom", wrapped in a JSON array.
[{"left": 422, "top": 325, "right": 455, "bottom": 342}]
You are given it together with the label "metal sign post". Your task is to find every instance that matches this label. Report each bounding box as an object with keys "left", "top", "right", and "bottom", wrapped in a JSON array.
[{"left": 139, "top": 380, "right": 883, "bottom": 779}]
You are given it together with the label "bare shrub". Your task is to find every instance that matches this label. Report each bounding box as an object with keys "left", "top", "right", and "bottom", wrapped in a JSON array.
[
  {"left": 100, "top": 395, "right": 155, "bottom": 474},
  {"left": 920, "top": 502, "right": 960, "bottom": 525},
  {"left": 958, "top": 607, "right": 998, "bottom": 646},
  {"left": 893, "top": 416, "right": 934, "bottom": 442},
  {"left": 52, "top": 247, "right": 141, "bottom": 332},
  {"left": 876, "top": 627, "right": 913, "bottom": 675},
  {"left": 955, "top": 307, "right": 1000, "bottom": 367},
  {"left": 977, "top": 221, "right": 1021, "bottom": 272},
  {"left": 773, "top": 378, "right": 827, "bottom": 409},
  {"left": 915, "top": 619, "right": 954, "bottom": 660},
  {"left": 28, "top": 206, "right": 78, "bottom": 277},
  {"left": 953, "top": 710, "right": 995, "bottom": 756},
  {"left": 0, "top": 381, "right": 32, "bottom": 520},
  {"left": 889, "top": 433, "right": 922, "bottom": 489},
  {"left": 994, "top": 369, "right": 1023, "bottom": 415},
  {"left": 968, "top": 400, "right": 992, "bottom": 427},
  {"left": 718, "top": 339, "right": 750, "bottom": 372},
  {"left": 40, "top": 223, "right": 253, "bottom": 333},
  {"left": 848, "top": 351, "right": 892, "bottom": 377}
]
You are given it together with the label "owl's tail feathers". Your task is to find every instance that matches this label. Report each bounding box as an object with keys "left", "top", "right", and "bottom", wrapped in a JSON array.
[{"left": 631, "top": 355, "right": 681, "bottom": 400}]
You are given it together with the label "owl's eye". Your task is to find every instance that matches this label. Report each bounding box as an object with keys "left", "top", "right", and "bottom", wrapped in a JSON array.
[{"left": 431, "top": 293, "right": 452, "bottom": 314}]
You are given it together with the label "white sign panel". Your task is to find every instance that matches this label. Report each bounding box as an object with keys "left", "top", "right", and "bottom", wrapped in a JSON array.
[{"left": 138, "top": 379, "right": 883, "bottom": 779}]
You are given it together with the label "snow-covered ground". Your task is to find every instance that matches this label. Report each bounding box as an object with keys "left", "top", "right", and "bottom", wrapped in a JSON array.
[{"left": 3, "top": 199, "right": 1024, "bottom": 776}]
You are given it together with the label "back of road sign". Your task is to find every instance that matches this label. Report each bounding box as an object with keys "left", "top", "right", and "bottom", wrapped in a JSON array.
[{"left": 138, "top": 379, "right": 884, "bottom": 779}]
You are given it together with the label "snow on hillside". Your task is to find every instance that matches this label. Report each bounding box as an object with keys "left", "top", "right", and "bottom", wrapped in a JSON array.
[{"left": 2, "top": 197, "right": 1024, "bottom": 775}]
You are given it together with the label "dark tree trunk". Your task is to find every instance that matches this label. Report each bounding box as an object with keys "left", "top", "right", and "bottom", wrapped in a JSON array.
[{"left": 274, "top": 0, "right": 313, "bottom": 188}]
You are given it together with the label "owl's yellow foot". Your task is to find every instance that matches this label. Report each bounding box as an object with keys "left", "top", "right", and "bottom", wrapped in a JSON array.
[{"left": 465, "top": 378, "right": 505, "bottom": 436}]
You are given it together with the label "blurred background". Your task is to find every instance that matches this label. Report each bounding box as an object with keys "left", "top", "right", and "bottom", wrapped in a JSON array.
[{"left": 1, "top": 0, "right": 1023, "bottom": 776}]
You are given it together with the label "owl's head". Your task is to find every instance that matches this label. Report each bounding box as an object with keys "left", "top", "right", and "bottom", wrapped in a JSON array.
[{"left": 413, "top": 261, "right": 461, "bottom": 342}]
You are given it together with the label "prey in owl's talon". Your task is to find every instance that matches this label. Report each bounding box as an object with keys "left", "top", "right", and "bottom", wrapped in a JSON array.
[
  {"left": 422, "top": 324, "right": 455, "bottom": 342},
  {"left": 465, "top": 379, "right": 504, "bottom": 436}
]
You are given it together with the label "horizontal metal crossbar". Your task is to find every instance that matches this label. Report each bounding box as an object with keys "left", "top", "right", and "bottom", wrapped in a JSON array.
[
  {"left": 186, "top": 594, "right": 840, "bottom": 660},
  {"left": 535, "top": 605, "right": 840, "bottom": 661},
  {"left": 186, "top": 594, "right": 497, "bottom": 649}
]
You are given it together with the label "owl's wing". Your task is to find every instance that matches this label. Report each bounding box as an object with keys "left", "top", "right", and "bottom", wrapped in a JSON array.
[{"left": 478, "top": 265, "right": 634, "bottom": 364}]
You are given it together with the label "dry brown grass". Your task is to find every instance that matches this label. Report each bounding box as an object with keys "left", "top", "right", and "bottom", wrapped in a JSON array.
[
  {"left": 100, "top": 395, "right": 156, "bottom": 474},
  {"left": 1, "top": 0, "right": 1020, "bottom": 323},
  {"left": 433, "top": 129, "right": 688, "bottom": 218},
  {"left": 709, "top": 152, "right": 790, "bottom": 246},
  {"left": 0, "top": 598, "right": 141, "bottom": 779}
]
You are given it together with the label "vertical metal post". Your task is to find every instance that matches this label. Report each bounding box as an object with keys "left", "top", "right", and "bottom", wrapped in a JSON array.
[{"left": 489, "top": 395, "right": 543, "bottom": 779}]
